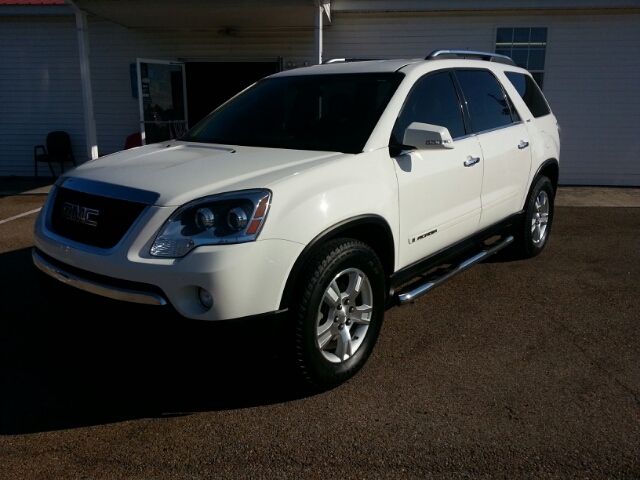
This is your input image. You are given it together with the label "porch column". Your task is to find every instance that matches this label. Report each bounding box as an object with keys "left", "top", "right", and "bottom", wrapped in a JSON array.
[
  {"left": 66, "top": 0, "right": 98, "bottom": 161},
  {"left": 314, "top": 1, "right": 331, "bottom": 65}
]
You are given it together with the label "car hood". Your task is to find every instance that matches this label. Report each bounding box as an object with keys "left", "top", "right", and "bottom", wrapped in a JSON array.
[{"left": 66, "top": 141, "right": 345, "bottom": 206}]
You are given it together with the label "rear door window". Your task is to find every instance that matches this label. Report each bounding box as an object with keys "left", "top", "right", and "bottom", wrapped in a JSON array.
[{"left": 455, "top": 70, "right": 516, "bottom": 134}]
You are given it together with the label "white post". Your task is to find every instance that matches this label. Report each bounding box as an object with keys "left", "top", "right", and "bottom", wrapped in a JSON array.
[
  {"left": 66, "top": 0, "right": 98, "bottom": 161},
  {"left": 314, "top": 1, "right": 323, "bottom": 65}
]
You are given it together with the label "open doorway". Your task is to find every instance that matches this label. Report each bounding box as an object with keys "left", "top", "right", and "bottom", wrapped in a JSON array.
[{"left": 185, "top": 61, "right": 280, "bottom": 128}]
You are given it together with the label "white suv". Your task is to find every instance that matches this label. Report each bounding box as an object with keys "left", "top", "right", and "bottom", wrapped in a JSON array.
[{"left": 34, "top": 50, "right": 560, "bottom": 389}]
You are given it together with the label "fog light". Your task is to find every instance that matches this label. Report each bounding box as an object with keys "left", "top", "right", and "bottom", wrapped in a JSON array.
[{"left": 197, "top": 287, "right": 213, "bottom": 310}]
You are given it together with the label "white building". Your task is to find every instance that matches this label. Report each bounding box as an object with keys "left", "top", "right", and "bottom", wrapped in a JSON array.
[{"left": 1, "top": 0, "right": 639, "bottom": 185}]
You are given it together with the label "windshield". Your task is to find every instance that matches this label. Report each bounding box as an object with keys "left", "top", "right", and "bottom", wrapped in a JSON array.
[{"left": 182, "top": 72, "right": 404, "bottom": 154}]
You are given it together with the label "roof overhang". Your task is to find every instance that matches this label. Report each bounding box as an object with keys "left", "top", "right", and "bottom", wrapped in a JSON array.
[
  {"left": 331, "top": 0, "right": 640, "bottom": 12},
  {"left": 70, "top": 0, "right": 330, "bottom": 28}
]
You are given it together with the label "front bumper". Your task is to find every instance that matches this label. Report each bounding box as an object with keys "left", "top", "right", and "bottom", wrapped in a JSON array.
[
  {"left": 34, "top": 203, "right": 304, "bottom": 320},
  {"left": 33, "top": 248, "right": 167, "bottom": 306},
  {"left": 33, "top": 247, "right": 290, "bottom": 340}
]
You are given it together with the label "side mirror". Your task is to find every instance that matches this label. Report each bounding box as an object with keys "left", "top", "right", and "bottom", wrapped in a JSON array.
[{"left": 403, "top": 122, "right": 454, "bottom": 150}]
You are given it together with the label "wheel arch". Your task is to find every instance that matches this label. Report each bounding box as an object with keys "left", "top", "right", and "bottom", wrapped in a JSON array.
[
  {"left": 279, "top": 215, "right": 395, "bottom": 310},
  {"left": 534, "top": 158, "right": 560, "bottom": 193}
]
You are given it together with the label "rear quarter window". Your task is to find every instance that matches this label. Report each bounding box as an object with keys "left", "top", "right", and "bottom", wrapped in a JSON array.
[{"left": 504, "top": 72, "right": 551, "bottom": 118}]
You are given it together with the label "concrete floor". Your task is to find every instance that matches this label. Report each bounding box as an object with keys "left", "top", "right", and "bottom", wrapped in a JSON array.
[{"left": 555, "top": 186, "right": 640, "bottom": 207}]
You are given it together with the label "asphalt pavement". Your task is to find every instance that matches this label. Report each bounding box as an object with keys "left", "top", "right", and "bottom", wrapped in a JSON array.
[{"left": 0, "top": 178, "right": 639, "bottom": 479}]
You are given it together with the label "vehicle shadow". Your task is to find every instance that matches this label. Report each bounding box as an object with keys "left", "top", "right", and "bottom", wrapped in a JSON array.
[
  {"left": 0, "top": 177, "right": 53, "bottom": 199},
  {"left": 0, "top": 247, "right": 308, "bottom": 435}
]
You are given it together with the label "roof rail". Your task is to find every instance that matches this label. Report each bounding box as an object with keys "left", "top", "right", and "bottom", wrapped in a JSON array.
[
  {"left": 322, "top": 58, "right": 379, "bottom": 64},
  {"left": 426, "top": 50, "right": 516, "bottom": 66}
]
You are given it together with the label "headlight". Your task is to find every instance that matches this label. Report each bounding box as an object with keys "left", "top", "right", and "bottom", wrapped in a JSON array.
[{"left": 150, "top": 189, "right": 271, "bottom": 258}]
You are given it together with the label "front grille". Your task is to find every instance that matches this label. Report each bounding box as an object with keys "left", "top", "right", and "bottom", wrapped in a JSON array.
[{"left": 49, "top": 187, "right": 147, "bottom": 250}]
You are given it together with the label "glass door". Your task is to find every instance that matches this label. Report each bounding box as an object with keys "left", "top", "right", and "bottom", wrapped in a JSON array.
[{"left": 136, "top": 59, "right": 188, "bottom": 145}]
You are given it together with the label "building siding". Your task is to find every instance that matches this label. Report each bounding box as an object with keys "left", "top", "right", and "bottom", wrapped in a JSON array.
[
  {"left": 324, "top": 10, "right": 640, "bottom": 186},
  {"left": 0, "top": 16, "right": 86, "bottom": 178},
  {"left": 544, "top": 13, "right": 640, "bottom": 185}
]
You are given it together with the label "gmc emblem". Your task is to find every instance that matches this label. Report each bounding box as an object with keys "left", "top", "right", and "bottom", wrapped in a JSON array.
[{"left": 61, "top": 202, "right": 100, "bottom": 227}]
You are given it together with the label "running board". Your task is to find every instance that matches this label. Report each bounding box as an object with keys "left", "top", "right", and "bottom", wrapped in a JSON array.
[{"left": 395, "top": 235, "right": 514, "bottom": 306}]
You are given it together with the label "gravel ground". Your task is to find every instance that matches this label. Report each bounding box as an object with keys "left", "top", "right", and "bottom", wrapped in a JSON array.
[{"left": 0, "top": 187, "right": 638, "bottom": 479}]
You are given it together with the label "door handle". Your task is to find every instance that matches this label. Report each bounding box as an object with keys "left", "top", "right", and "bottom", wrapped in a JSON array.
[
  {"left": 464, "top": 157, "right": 480, "bottom": 167},
  {"left": 518, "top": 141, "right": 529, "bottom": 150}
]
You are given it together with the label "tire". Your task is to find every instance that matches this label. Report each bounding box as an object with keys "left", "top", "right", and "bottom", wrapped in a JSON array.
[
  {"left": 515, "top": 175, "right": 555, "bottom": 258},
  {"left": 292, "top": 238, "right": 386, "bottom": 391}
]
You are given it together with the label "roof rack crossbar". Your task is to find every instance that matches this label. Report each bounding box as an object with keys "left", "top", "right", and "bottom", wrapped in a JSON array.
[{"left": 426, "top": 50, "right": 516, "bottom": 66}]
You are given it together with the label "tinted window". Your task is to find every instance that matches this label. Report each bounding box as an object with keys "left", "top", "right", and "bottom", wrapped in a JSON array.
[
  {"left": 391, "top": 71, "right": 466, "bottom": 144},
  {"left": 182, "top": 73, "right": 403, "bottom": 154},
  {"left": 504, "top": 71, "right": 551, "bottom": 118},
  {"left": 455, "top": 70, "right": 514, "bottom": 133}
]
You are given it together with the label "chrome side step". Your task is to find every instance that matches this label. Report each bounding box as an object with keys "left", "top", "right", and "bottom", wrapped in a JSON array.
[{"left": 395, "top": 235, "right": 514, "bottom": 306}]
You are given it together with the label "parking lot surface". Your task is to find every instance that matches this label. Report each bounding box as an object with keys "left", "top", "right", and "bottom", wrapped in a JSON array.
[{"left": 1, "top": 181, "right": 639, "bottom": 479}]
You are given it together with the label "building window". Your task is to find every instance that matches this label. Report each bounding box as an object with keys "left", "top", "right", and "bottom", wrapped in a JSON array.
[{"left": 496, "top": 27, "right": 547, "bottom": 88}]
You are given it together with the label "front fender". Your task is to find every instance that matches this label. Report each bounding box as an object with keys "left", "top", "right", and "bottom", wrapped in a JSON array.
[
  {"left": 259, "top": 149, "right": 399, "bottom": 248},
  {"left": 259, "top": 149, "right": 400, "bottom": 309}
]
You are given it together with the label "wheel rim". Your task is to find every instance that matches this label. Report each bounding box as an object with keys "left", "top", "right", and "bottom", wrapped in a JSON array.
[
  {"left": 316, "top": 268, "right": 373, "bottom": 364},
  {"left": 531, "top": 190, "right": 550, "bottom": 244}
]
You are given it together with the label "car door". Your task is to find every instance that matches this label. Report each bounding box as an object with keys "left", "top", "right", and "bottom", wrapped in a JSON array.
[
  {"left": 454, "top": 69, "right": 532, "bottom": 229},
  {"left": 391, "top": 71, "right": 483, "bottom": 269}
]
